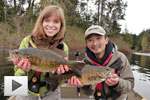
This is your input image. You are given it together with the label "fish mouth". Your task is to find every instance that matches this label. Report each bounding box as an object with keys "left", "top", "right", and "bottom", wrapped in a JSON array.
[
  {"left": 7, "top": 49, "right": 19, "bottom": 61},
  {"left": 6, "top": 53, "right": 16, "bottom": 61}
]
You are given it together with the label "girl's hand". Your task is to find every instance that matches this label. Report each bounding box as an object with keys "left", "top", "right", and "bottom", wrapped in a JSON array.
[
  {"left": 52, "top": 57, "right": 69, "bottom": 75},
  {"left": 13, "top": 58, "right": 31, "bottom": 72},
  {"left": 68, "top": 76, "right": 83, "bottom": 88},
  {"left": 52, "top": 65, "right": 69, "bottom": 75}
]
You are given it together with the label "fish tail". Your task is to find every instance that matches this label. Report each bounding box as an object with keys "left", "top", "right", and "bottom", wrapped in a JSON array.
[
  {"left": 76, "top": 61, "right": 85, "bottom": 67},
  {"left": 71, "top": 61, "right": 85, "bottom": 70},
  {"left": 45, "top": 71, "right": 75, "bottom": 91},
  {"left": 71, "top": 61, "right": 85, "bottom": 78},
  {"left": 45, "top": 77, "right": 59, "bottom": 91}
]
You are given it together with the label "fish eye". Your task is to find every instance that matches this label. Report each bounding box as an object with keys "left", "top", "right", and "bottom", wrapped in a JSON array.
[{"left": 16, "top": 51, "right": 19, "bottom": 54}]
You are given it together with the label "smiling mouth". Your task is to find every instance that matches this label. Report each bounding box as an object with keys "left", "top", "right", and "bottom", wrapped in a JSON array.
[
  {"left": 92, "top": 46, "right": 99, "bottom": 50},
  {"left": 46, "top": 29, "right": 55, "bottom": 32}
]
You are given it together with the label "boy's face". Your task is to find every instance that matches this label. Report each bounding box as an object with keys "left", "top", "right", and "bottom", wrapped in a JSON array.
[
  {"left": 86, "top": 34, "right": 109, "bottom": 54},
  {"left": 42, "top": 15, "right": 61, "bottom": 37}
]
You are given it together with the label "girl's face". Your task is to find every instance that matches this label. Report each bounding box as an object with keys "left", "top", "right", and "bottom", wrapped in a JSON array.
[{"left": 42, "top": 15, "right": 61, "bottom": 37}]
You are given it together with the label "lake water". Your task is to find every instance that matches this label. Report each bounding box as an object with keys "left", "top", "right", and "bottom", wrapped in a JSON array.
[
  {"left": 130, "top": 53, "right": 150, "bottom": 99},
  {"left": 0, "top": 49, "right": 150, "bottom": 100}
]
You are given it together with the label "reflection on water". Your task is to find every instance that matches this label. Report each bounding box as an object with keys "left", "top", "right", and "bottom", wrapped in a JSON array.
[
  {"left": 0, "top": 50, "right": 150, "bottom": 100},
  {"left": 131, "top": 53, "right": 150, "bottom": 74},
  {"left": 129, "top": 52, "right": 150, "bottom": 100}
]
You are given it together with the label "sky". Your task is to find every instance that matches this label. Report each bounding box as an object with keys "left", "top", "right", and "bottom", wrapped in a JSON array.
[{"left": 120, "top": 0, "right": 150, "bottom": 35}]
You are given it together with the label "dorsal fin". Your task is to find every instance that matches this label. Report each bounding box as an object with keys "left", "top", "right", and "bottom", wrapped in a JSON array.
[
  {"left": 50, "top": 48, "right": 67, "bottom": 57},
  {"left": 39, "top": 47, "right": 67, "bottom": 57},
  {"left": 70, "top": 61, "right": 85, "bottom": 78},
  {"left": 70, "top": 61, "right": 85, "bottom": 70}
]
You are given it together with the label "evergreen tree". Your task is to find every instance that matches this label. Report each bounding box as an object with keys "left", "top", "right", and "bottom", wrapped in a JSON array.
[
  {"left": 0, "top": 0, "right": 5, "bottom": 22},
  {"left": 95, "top": 0, "right": 127, "bottom": 35}
]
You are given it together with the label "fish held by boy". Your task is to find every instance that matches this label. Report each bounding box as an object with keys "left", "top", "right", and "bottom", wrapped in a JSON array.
[{"left": 45, "top": 58, "right": 122, "bottom": 91}]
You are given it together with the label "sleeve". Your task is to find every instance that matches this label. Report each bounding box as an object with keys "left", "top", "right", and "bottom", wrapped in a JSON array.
[
  {"left": 112, "top": 53, "right": 134, "bottom": 94},
  {"left": 63, "top": 42, "right": 69, "bottom": 59},
  {"left": 14, "top": 37, "right": 29, "bottom": 76}
]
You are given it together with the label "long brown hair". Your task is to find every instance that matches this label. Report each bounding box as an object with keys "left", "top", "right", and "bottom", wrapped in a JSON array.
[{"left": 32, "top": 5, "right": 66, "bottom": 48}]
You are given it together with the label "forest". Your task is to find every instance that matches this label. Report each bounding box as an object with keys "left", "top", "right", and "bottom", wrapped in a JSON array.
[{"left": 0, "top": 0, "right": 150, "bottom": 52}]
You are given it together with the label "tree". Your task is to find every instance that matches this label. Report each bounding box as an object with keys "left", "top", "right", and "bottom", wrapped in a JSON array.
[
  {"left": 110, "top": 20, "right": 121, "bottom": 35},
  {"left": 138, "top": 29, "right": 150, "bottom": 52},
  {"left": 95, "top": 0, "right": 127, "bottom": 35},
  {"left": 131, "top": 34, "right": 137, "bottom": 50},
  {"left": 0, "top": 0, "right": 5, "bottom": 22}
]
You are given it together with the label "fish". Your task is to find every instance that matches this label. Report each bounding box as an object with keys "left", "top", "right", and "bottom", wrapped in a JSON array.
[
  {"left": 45, "top": 58, "right": 122, "bottom": 91},
  {"left": 8, "top": 48, "right": 85, "bottom": 73}
]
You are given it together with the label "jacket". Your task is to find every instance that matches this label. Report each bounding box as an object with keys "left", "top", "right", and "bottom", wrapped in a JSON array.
[
  {"left": 14, "top": 35, "right": 69, "bottom": 96},
  {"left": 84, "top": 42, "right": 134, "bottom": 100}
]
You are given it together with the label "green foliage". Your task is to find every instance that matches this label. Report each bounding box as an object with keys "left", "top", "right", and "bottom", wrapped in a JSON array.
[
  {"left": 131, "top": 34, "right": 137, "bottom": 50},
  {"left": 109, "top": 20, "right": 121, "bottom": 36},
  {"left": 95, "top": 0, "right": 127, "bottom": 35},
  {"left": 139, "top": 30, "right": 150, "bottom": 52},
  {"left": 118, "top": 33, "right": 135, "bottom": 50},
  {"left": 135, "top": 29, "right": 150, "bottom": 52},
  {"left": 0, "top": 0, "right": 4, "bottom": 22},
  {"left": 124, "top": 34, "right": 132, "bottom": 45}
]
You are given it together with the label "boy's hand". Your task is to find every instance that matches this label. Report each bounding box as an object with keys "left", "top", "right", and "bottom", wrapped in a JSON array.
[{"left": 105, "top": 74, "right": 119, "bottom": 86}]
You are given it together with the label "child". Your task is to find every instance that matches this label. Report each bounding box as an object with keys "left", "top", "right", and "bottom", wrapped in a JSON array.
[{"left": 13, "top": 5, "right": 69, "bottom": 100}]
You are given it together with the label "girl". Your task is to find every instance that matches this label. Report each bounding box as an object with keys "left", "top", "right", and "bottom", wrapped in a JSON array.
[{"left": 13, "top": 5, "right": 69, "bottom": 100}]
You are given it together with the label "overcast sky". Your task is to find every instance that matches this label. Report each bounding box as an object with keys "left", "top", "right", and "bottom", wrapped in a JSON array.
[{"left": 121, "top": 0, "right": 150, "bottom": 35}]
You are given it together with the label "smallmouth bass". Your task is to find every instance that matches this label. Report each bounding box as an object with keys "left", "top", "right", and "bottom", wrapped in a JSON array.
[
  {"left": 45, "top": 58, "right": 122, "bottom": 91},
  {"left": 8, "top": 48, "right": 85, "bottom": 72}
]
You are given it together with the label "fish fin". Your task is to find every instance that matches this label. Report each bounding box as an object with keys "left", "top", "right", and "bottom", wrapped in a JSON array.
[
  {"left": 45, "top": 77, "right": 59, "bottom": 91},
  {"left": 50, "top": 48, "right": 67, "bottom": 57},
  {"left": 71, "top": 61, "right": 85, "bottom": 70},
  {"left": 70, "top": 61, "right": 85, "bottom": 78},
  {"left": 75, "top": 61, "right": 85, "bottom": 67},
  {"left": 96, "top": 72, "right": 104, "bottom": 78},
  {"left": 38, "top": 47, "right": 67, "bottom": 57},
  {"left": 91, "top": 83, "right": 97, "bottom": 89},
  {"left": 73, "top": 68, "right": 82, "bottom": 78}
]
